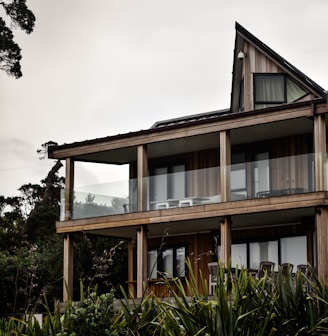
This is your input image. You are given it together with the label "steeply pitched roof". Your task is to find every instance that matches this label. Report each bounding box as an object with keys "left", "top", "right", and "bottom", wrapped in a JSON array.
[{"left": 230, "top": 22, "right": 326, "bottom": 113}]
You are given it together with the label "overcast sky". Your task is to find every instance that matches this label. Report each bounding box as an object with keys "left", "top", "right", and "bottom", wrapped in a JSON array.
[{"left": 1, "top": 0, "right": 328, "bottom": 197}]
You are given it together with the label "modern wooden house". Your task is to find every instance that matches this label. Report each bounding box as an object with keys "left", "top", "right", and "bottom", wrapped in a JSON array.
[{"left": 48, "top": 23, "right": 328, "bottom": 300}]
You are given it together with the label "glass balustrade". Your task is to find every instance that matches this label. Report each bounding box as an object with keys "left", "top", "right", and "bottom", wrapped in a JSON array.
[
  {"left": 230, "top": 152, "right": 316, "bottom": 200},
  {"left": 59, "top": 152, "right": 321, "bottom": 220}
]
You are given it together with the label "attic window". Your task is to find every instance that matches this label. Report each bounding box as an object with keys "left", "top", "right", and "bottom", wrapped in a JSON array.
[{"left": 254, "top": 74, "right": 309, "bottom": 109}]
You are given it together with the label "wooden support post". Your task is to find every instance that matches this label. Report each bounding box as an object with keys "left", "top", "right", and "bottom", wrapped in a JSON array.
[
  {"left": 65, "top": 158, "right": 74, "bottom": 220},
  {"left": 63, "top": 234, "right": 74, "bottom": 301},
  {"left": 220, "top": 217, "right": 231, "bottom": 267},
  {"left": 128, "top": 240, "right": 135, "bottom": 297},
  {"left": 220, "top": 130, "right": 231, "bottom": 202},
  {"left": 315, "top": 207, "right": 328, "bottom": 282},
  {"left": 63, "top": 158, "right": 74, "bottom": 301},
  {"left": 136, "top": 225, "right": 148, "bottom": 298},
  {"left": 137, "top": 145, "right": 148, "bottom": 212},
  {"left": 313, "top": 114, "right": 326, "bottom": 191}
]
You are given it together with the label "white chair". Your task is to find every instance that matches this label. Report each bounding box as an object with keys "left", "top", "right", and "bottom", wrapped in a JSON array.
[{"left": 208, "top": 262, "right": 218, "bottom": 295}]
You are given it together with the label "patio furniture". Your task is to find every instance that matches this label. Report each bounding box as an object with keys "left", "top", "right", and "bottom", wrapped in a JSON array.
[
  {"left": 257, "top": 261, "right": 275, "bottom": 279},
  {"left": 280, "top": 262, "right": 293, "bottom": 276},
  {"left": 208, "top": 262, "right": 218, "bottom": 295}
]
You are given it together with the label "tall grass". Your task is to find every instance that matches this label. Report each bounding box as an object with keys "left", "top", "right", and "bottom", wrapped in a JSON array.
[{"left": 1, "top": 260, "right": 328, "bottom": 335}]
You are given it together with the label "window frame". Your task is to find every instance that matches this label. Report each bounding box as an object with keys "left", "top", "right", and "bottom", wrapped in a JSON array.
[
  {"left": 147, "top": 245, "right": 187, "bottom": 279},
  {"left": 253, "top": 73, "right": 286, "bottom": 106}
]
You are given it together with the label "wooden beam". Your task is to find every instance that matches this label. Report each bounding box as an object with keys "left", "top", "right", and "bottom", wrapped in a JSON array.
[
  {"left": 65, "top": 158, "right": 74, "bottom": 220},
  {"left": 220, "top": 216, "right": 231, "bottom": 267},
  {"left": 56, "top": 192, "right": 328, "bottom": 234},
  {"left": 136, "top": 225, "right": 148, "bottom": 298},
  {"left": 315, "top": 207, "right": 328, "bottom": 282},
  {"left": 63, "top": 233, "right": 74, "bottom": 301},
  {"left": 313, "top": 114, "right": 327, "bottom": 191},
  {"left": 49, "top": 104, "right": 316, "bottom": 159},
  {"left": 220, "top": 130, "right": 231, "bottom": 202},
  {"left": 137, "top": 145, "right": 148, "bottom": 212}
]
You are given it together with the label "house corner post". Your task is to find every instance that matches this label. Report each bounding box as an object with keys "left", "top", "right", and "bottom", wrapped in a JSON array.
[
  {"left": 313, "top": 114, "right": 326, "bottom": 191},
  {"left": 63, "top": 233, "right": 74, "bottom": 301},
  {"left": 136, "top": 225, "right": 148, "bottom": 298},
  {"left": 63, "top": 158, "right": 74, "bottom": 301},
  {"left": 315, "top": 207, "right": 328, "bottom": 282},
  {"left": 137, "top": 145, "right": 148, "bottom": 212},
  {"left": 220, "top": 217, "right": 231, "bottom": 267},
  {"left": 220, "top": 130, "right": 231, "bottom": 202}
]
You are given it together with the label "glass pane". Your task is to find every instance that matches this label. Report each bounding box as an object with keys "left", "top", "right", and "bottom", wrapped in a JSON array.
[
  {"left": 170, "top": 165, "right": 185, "bottom": 199},
  {"left": 176, "top": 247, "right": 186, "bottom": 277},
  {"left": 162, "top": 248, "right": 173, "bottom": 277},
  {"left": 280, "top": 236, "right": 307, "bottom": 267},
  {"left": 255, "top": 75, "right": 284, "bottom": 103},
  {"left": 231, "top": 164, "right": 246, "bottom": 190},
  {"left": 249, "top": 241, "right": 278, "bottom": 271},
  {"left": 287, "top": 78, "right": 308, "bottom": 103},
  {"left": 231, "top": 153, "right": 246, "bottom": 192},
  {"left": 253, "top": 152, "right": 270, "bottom": 195},
  {"left": 231, "top": 243, "right": 247, "bottom": 268},
  {"left": 148, "top": 250, "right": 158, "bottom": 279},
  {"left": 152, "top": 167, "right": 168, "bottom": 202}
]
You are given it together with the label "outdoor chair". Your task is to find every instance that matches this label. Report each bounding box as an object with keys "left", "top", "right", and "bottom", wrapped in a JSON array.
[
  {"left": 208, "top": 262, "right": 218, "bottom": 295},
  {"left": 280, "top": 262, "right": 294, "bottom": 277},
  {"left": 257, "top": 261, "right": 275, "bottom": 279}
]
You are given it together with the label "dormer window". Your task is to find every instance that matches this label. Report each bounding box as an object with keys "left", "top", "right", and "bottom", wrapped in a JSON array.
[{"left": 254, "top": 74, "right": 309, "bottom": 110}]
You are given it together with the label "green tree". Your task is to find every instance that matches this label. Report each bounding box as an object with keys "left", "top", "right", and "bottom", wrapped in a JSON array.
[
  {"left": 0, "top": 0, "right": 35, "bottom": 78},
  {"left": 0, "top": 150, "right": 128, "bottom": 314},
  {"left": 0, "top": 159, "right": 64, "bottom": 315}
]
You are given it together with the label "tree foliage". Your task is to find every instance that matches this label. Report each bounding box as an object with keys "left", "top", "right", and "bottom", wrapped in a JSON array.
[
  {"left": 0, "top": 0, "right": 35, "bottom": 78},
  {"left": 0, "top": 156, "right": 128, "bottom": 315}
]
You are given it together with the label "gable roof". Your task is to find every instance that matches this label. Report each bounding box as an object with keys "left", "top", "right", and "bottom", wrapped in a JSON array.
[{"left": 230, "top": 22, "right": 326, "bottom": 113}]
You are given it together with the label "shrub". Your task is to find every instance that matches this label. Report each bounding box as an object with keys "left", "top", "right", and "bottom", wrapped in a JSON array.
[{"left": 58, "top": 291, "right": 124, "bottom": 336}]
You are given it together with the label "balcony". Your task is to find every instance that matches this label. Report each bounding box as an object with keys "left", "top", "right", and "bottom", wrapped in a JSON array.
[{"left": 60, "top": 153, "right": 322, "bottom": 220}]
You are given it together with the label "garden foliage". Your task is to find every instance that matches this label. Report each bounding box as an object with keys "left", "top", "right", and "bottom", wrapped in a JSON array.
[{"left": 1, "top": 260, "right": 328, "bottom": 335}]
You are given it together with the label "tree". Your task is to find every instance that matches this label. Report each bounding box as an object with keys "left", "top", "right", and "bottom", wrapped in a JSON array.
[
  {"left": 0, "top": 0, "right": 35, "bottom": 78},
  {"left": 0, "top": 151, "right": 128, "bottom": 315}
]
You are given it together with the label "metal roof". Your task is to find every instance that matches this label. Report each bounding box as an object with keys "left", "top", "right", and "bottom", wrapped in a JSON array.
[{"left": 150, "top": 108, "right": 230, "bottom": 128}]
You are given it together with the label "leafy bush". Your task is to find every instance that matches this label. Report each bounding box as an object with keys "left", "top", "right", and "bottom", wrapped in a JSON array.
[
  {"left": 2, "top": 260, "right": 328, "bottom": 335},
  {"left": 58, "top": 291, "right": 124, "bottom": 336}
]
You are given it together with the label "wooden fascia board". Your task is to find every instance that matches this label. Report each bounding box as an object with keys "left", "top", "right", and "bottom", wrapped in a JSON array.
[
  {"left": 56, "top": 192, "right": 328, "bottom": 234},
  {"left": 50, "top": 104, "right": 314, "bottom": 160}
]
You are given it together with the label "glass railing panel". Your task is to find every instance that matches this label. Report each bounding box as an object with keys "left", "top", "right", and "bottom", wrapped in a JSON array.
[
  {"left": 148, "top": 166, "right": 221, "bottom": 210},
  {"left": 59, "top": 153, "right": 321, "bottom": 220},
  {"left": 72, "top": 178, "right": 137, "bottom": 219},
  {"left": 230, "top": 153, "right": 315, "bottom": 200}
]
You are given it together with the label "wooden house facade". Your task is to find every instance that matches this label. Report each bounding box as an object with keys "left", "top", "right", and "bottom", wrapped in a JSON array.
[{"left": 48, "top": 23, "right": 328, "bottom": 300}]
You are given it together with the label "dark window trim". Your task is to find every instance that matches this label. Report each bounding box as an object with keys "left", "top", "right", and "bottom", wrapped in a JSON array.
[
  {"left": 149, "top": 162, "right": 186, "bottom": 202},
  {"left": 253, "top": 73, "right": 286, "bottom": 105},
  {"left": 147, "top": 244, "right": 188, "bottom": 279}
]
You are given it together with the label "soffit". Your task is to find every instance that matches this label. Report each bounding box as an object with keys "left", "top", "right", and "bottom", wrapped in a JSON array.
[
  {"left": 73, "top": 117, "right": 313, "bottom": 163},
  {"left": 84, "top": 207, "right": 314, "bottom": 239}
]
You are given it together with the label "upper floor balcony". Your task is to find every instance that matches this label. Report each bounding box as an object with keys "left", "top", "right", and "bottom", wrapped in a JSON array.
[{"left": 60, "top": 152, "right": 326, "bottom": 221}]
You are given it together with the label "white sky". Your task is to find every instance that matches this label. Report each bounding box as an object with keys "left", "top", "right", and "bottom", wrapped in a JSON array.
[{"left": 1, "top": 0, "right": 328, "bottom": 196}]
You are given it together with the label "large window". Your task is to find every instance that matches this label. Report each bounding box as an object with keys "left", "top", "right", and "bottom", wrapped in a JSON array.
[
  {"left": 253, "top": 152, "right": 270, "bottom": 196},
  {"left": 150, "top": 164, "right": 185, "bottom": 207},
  {"left": 254, "top": 74, "right": 309, "bottom": 109},
  {"left": 216, "top": 236, "right": 307, "bottom": 271},
  {"left": 231, "top": 153, "right": 247, "bottom": 197},
  {"left": 249, "top": 240, "right": 279, "bottom": 271},
  {"left": 147, "top": 246, "right": 186, "bottom": 279}
]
